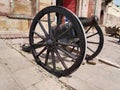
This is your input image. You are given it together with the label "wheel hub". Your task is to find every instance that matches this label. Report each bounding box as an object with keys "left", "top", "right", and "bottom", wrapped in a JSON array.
[{"left": 46, "top": 39, "right": 54, "bottom": 46}]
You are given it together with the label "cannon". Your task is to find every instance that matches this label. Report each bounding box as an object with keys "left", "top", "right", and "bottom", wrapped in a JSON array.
[{"left": 28, "top": 6, "right": 104, "bottom": 77}]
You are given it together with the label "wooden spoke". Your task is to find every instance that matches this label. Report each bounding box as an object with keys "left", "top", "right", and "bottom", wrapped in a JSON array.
[
  {"left": 36, "top": 47, "right": 47, "bottom": 57},
  {"left": 45, "top": 48, "right": 50, "bottom": 66},
  {"left": 87, "top": 32, "right": 98, "bottom": 38},
  {"left": 87, "top": 46, "right": 95, "bottom": 53},
  {"left": 87, "top": 41, "right": 99, "bottom": 44},
  {"left": 31, "top": 41, "right": 46, "bottom": 48},
  {"left": 47, "top": 13, "right": 52, "bottom": 36},
  {"left": 33, "top": 31, "right": 45, "bottom": 39},
  {"left": 57, "top": 46, "right": 77, "bottom": 60},
  {"left": 56, "top": 14, "right": 63, "bottom": 28},
  {"left": 51, "top": 50, "right": 56, "bottom": 70},
  {"left": 85, "top": 25, "right": 93, "bottom": 33},
  {"left": 38, "top": 20, "right": 49, "bottom": 37},
  {"left": 54, "top": 49, "right": 68, "bottom": 69}
]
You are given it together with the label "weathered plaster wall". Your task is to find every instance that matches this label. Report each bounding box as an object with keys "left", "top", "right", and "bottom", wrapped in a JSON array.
[{"left": 0, "top": 0, "right": 10, "bottom": 13}]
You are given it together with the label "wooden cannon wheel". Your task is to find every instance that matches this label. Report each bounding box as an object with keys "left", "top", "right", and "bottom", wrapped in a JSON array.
[{"left": 29, "top": 6, "right": 86, "bottom": 77}]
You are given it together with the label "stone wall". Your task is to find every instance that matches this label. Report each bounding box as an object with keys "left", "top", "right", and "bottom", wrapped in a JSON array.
[
  {"left": 0, "top": 0, "right": 31, "bottom": 31},
  {"left": 81, "top": 0, "right": 89, "bottom": 17},
  {"left": 0, "top": 0, "right": 10, "bottom": 14},
  {"left": 105, "top": 2, "right": 120, "bottom": 27},
  {"left": 87, "top": 0, "right": 95, "bottom": 17},
  {"left": 0, "top": 16, "right": 28, "bottom": 31},
  {"left": 39, "top": 0, "right": 51, "bottom": 10},
  {"left": 13, "top": 0, "right": 32, "bottom": 15},
  {"left": 0, "top": 0, "right": 51, "bottom": 31},
  {"left": 106, "top": 14, "right": 120, "bottom": 27}
]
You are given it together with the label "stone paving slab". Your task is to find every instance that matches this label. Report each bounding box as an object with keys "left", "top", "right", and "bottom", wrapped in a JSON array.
[
  {"left": 0, "top": 64, "right": 22, "bottom": 90},
  {"left": 0, "top": 44, "right": 34, "bottom": 73},
  {"left": 98, "top": 35, "right": 120, "bottom": 65},
  {"left": 60, "top": 63, "right": 120, "bottom": 90},
  {"left": 0, "top": 39, "right": 70, "bottom": 90}
]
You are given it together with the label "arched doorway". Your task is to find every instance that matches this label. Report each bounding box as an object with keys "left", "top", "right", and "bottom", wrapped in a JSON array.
[{"left": 100, "top": 10, "right": 104, "bottom": 24}]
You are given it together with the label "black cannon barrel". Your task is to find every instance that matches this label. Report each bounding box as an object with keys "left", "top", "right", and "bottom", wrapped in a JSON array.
[
  {"left": 55, "top": 16, "right": 99, "bottom": 31},
  {"left": 79, "top": 16, "right": 98, "bottom": 27},
  {"left": 53, "top": 16, "right": 99, "bottom": 38}
]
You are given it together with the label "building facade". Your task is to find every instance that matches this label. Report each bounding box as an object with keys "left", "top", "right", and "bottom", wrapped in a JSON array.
[
  {"left": 0, "top": 0, "right": 117, "bottom": 31},
  {"left": 0, "top": 0, "right": 51, "bottom": 31},
  {"left": 106, "top": 2, "right": 120, "bottom": 27}
]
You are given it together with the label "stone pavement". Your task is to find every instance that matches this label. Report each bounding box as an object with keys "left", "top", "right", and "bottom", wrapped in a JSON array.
[
  {"left": 98, "top": 35, "right": 120, "bottom": 65},
  {"left": 0, "top": 39, "right": 71, "bottom": 90},
  {"left": 0, "top": 34, "right": 120, "bottom": 90},
  {"left": 59, "top": 35, "right": 120, "bottom": 90}
]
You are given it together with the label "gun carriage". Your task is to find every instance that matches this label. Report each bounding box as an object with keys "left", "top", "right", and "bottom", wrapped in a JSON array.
[{"left": 29, "top": 6, "right": 104, "bottom": 77}]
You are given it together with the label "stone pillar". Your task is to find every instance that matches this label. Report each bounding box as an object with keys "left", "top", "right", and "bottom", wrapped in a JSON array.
[
  {"left": 81, "top": 0, "right": 89, "bottom": 17},
  {"left": 31, "top": 0, "right": 40, "bottom": 16}
]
